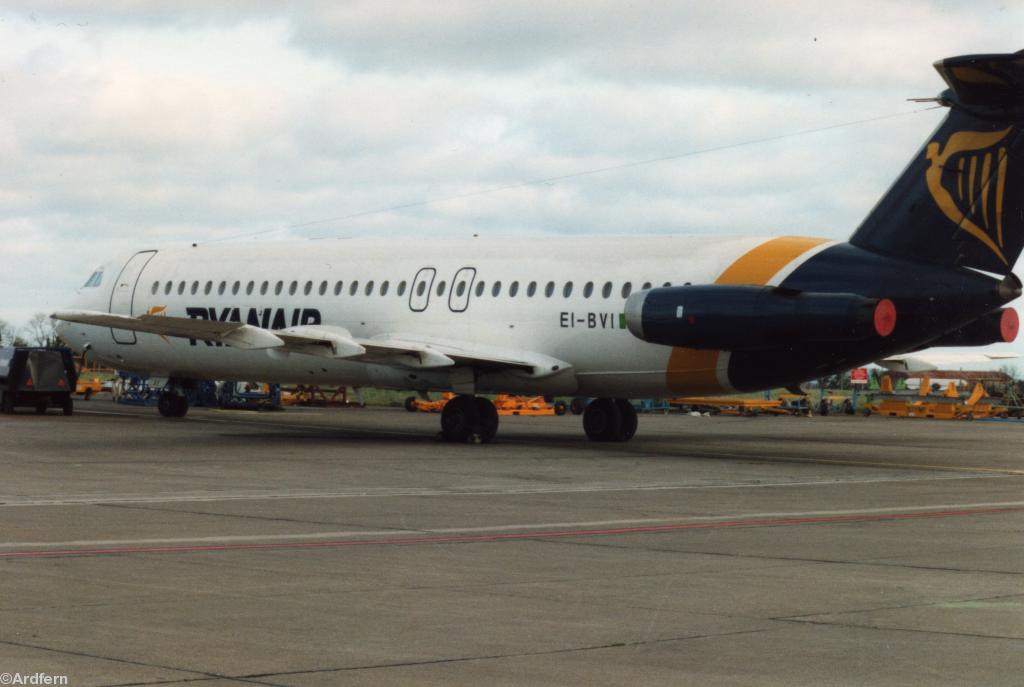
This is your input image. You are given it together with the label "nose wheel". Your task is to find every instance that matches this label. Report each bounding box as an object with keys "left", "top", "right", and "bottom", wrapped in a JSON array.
[
  {"left": 440, "top": 395, "right": 499, "bottom": 443},
  {"left": 583, "top": 398, "right": 637, "bottom": 442},
  {"left": 157, "top": 393, "right": 188, "bottom": 418},
  {"left": 157, "top": 378, "right": 191, "bottom": 418}
]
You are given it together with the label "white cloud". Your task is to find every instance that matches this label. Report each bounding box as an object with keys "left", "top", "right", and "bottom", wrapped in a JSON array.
[{"left": 0, "top": 1, "right": 1020, "bottom": 360}]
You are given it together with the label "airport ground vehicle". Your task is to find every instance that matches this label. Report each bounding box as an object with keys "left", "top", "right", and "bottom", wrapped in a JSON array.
[{"left": 0, "top": 347, "right": 77, "bottom": 415}]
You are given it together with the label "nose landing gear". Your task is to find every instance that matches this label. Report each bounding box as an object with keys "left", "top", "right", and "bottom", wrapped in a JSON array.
[{"left": 157, "top": 378, "right": 191, "bottom": 418}]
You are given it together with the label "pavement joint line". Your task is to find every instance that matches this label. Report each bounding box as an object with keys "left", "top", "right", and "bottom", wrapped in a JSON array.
[
  {"left": 776, "top": 617, "right": 1024, "bottom": 642},
  {"left": 0, "top": 637, "right": 240, "bottom": 686},
  {"left": 3, "top": 501, "right": 1024, "bottom": 550},
  {"left": 774, "top": 591, "right": 1024, "bottom": 623},
  {"left": 219, "top": 628, "right": 774, "bottom": 679},
  {"left": 1, "top": 504, "right": 1022, "bottom": 558},
  {"left": 0, "top": 473, "right": 1014, "bottom": 507},
  {"left": 543, "top": 537, "right": 1024, "bottom": 577}
]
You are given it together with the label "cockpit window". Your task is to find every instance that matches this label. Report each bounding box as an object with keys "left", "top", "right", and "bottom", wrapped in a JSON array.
[{"left": 82, "top": 270, "right": 104, "bottom": 288}]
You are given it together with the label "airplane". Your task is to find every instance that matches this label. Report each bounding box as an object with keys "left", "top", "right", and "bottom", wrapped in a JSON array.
[
  {"left": 51, "top": 49, "right": 1023, "bottom": 443},
  {"left": 878, "top": 351, "right": 1018, "bottom": 373}
]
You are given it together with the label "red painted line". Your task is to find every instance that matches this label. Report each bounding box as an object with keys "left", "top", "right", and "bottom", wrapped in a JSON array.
[{"left": 2, "top": 506, "right": 1022, "bottom": 559}]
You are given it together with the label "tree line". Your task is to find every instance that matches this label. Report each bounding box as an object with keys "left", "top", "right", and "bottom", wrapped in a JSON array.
[{"left": 0, "top": 313, "right": 60, "bottom": 348}]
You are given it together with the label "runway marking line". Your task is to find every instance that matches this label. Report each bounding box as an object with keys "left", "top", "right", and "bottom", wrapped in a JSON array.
[{"left": 1, "top": 505, "right": 1022, "bottom": 559}]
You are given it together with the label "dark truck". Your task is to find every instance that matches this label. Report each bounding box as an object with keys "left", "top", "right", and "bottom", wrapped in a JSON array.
[{"left": 0, "top": 347, "right": 77, "bottom": 415}]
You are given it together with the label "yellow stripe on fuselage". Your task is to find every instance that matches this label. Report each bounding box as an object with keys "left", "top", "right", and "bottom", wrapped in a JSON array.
[{"left": 666, "top": 236, "right": 831, "bottom": 393}]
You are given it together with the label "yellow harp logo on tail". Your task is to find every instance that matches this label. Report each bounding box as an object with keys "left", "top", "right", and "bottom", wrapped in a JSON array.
[{"left": 925, "top": 126, "right": 1013, "bottom": 265}]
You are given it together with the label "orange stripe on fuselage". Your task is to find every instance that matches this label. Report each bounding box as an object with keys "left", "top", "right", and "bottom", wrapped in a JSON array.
[{"left": 666, "top": 236, "right": 831, "bottom": 393}]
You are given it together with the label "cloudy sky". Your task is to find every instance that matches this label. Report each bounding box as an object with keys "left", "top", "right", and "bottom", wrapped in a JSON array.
[{"left": 2, "top": 1, "right": 1022, "bottom": 360}]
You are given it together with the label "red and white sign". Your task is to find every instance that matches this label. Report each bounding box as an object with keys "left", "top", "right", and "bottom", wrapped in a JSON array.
[{"left": 850, "top": 367, "right": 869, "bottom": 385}]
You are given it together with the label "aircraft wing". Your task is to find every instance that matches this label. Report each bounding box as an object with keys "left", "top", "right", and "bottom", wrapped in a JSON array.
[
  {"left": 52, "top": 311, "right": 568, "bottom": 378},
  {"left": 52, "top": 310, "right": 286, "bottom": 350}
]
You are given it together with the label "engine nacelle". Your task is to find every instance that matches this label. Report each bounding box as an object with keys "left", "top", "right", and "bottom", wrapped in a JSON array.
[
  {"left": 623, "top": 285, "right": 896, "bottom": 351},
  {"left": 927, "top": 307, "right": 1018, "bottom": 347}
]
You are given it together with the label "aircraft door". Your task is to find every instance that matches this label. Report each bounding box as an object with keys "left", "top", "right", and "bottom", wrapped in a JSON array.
[
  {"left": 108, "top": 250, "right": 157, "bottom": 344},
  {"left": 448, "top": 267, "right": 476, "bottom": 312},
  {"left": 409, "top": 267, "right": 436, "bottom": 312}
]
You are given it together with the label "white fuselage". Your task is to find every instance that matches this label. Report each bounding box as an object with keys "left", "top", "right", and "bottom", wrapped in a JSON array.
[{"left": 58, "top": 235, "right": 829, "bottom": 397}]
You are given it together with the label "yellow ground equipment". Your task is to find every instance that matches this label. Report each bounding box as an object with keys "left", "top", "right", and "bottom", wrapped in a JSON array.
[
  {"left": 864, "top": 375, "right": 1007, "bottom": 419},
  {"left": 404, "top": 392, "right": 453, "bottom": 413},
  {"left": 669, "top": 396, "right": 792, "bottom": 416},
  {"left": 404, "top": 394, "right": 568, "bottom": 416},
  {"left": 281, "top": 385, "right": 363, "bottom": 407},
  {"left": 75, "top": 377, "right": 105, "bottom": 400},
  {"left": 493, "top": 395, "right": 567, "bottom": 416}
]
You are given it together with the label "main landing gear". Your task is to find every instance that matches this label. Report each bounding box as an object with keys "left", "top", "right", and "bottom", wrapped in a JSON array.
[
  {"left": 583, "top": 398, "right": 637, "bottom": 442},
  {"left": 157, "top": 378, "right": 190, "bottom": 418},
  {"left": 440, "top": 394, "right": 499, "bottom": 443}
]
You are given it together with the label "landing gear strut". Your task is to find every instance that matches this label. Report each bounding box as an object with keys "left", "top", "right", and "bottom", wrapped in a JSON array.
[
  {"left": 583, "top": 397, "right": 637, "bottom": 442},
  {"left": 157, "top": 378, "right": 190, "bottom": 418},
  {"left": 440, "top": 395, "right": 498, "bottom": 443}
]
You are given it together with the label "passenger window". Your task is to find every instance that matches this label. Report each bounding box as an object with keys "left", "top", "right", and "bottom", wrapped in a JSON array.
[
  {"left": 380, "top": 280, "right": 390, "bottom": 296},
  {"left": 275, "top": 281, "right": 283, "bottom": 295},
  {"left": 334, "top": 281, "right": 343, "bottom": 296},
  {"left": 436, "top": 280, "right": 447, "bottom": 296},
  {"left": 456, "top": 281, "right": 466, "bottom": 297},
  {"left": 621, "top": 282, "right": 632, "bottom": 298},
  {"left": 492, "top": 281, "right": 502, "bottom": 297},
  {"left": 545, "top": 281, "right": 555, "bottom": 298},
  {"left": 178, "top": 281, "right": 186, "bottom": 295},
  {"left": 527, "top": 281, "right": 537, "bottom": 297},
  {"left": 397, "top": 281, "right": 407, "bottom": 296},
  {"left": 365, "top": 280, "right": 375, "bottom": 296},
  {"left": 642, "top": 281, "right": 652, "bottom": 290},
  {"left": 475, "top": 281, "right": 485, "bottom": 297},
  {"left": 218, "top": 281, "right": 227, "bottom": 295},
  {"left": 562, "top": 282, "right": 573, "bottom": 298},
  {"left": 191, "top": 281, "right": 199, "bottom": 295},
  {"left": 303, "top": 281, "right": 312, "bottom": 296},
  {"left": 350, "top": 281, "right": 359, "bottom": 296},
  {"left": 509, "top": 281, "right": 519, "bottom": 297},
  {"left": 289, "top": 281, "right": 298, "bottom": 296},
  {"left": 602, "top": 282, "right": 612, "bottom": 298},
  {"left": 416, "top": 281, "right": 426, "bottom": 297},
  {"left": 663, "top": 282, "right": 672, "bottom": 287},
  {"left": 164, "top": 281, "right": 172, "bottom": 295},
  {"left": 245, "top": 281, "right": 254, "bottom": 295},
  {"left": 319, "top": 280, "right": 328, "bottom": 296},
  {"left": 583, "top": 281, "right": 594, "bottom": 298},
  {"left": 232, "top": 281, "right": 240, "bottom": 295},
  {"left": 205, "top": 281, "right": 213, "bottom": 295},
  {"left": 260, "top": 281, "right": 269, "bottom": 295},
  {"left": 151, "top": 281, "right": 159, "bottom": 295}
]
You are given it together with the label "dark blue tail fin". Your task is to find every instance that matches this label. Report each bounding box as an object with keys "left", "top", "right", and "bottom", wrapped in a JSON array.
[{"left": 850, "top": 51, "right": 1024, "bottom": 275}]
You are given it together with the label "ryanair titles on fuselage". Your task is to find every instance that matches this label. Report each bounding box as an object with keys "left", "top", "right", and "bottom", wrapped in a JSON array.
[{"left": 185, "top": 307, "right": 321, "bottom": 345}]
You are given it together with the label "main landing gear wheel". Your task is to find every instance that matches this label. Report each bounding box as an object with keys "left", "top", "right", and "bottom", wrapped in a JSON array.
[
  {"left": 157, "top": 393, "right": 188, "bottom": 418},
  {"left": 583, "top": 397, "right": 637, "bottom": 442},
  {"left": 440, "top": 395, "right": 498, "bottom": 443}
]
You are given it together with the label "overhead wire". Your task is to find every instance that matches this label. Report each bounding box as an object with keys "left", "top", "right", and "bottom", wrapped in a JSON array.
[{"left": 210, "top": 105, "right": 942, "bottom": 243}]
